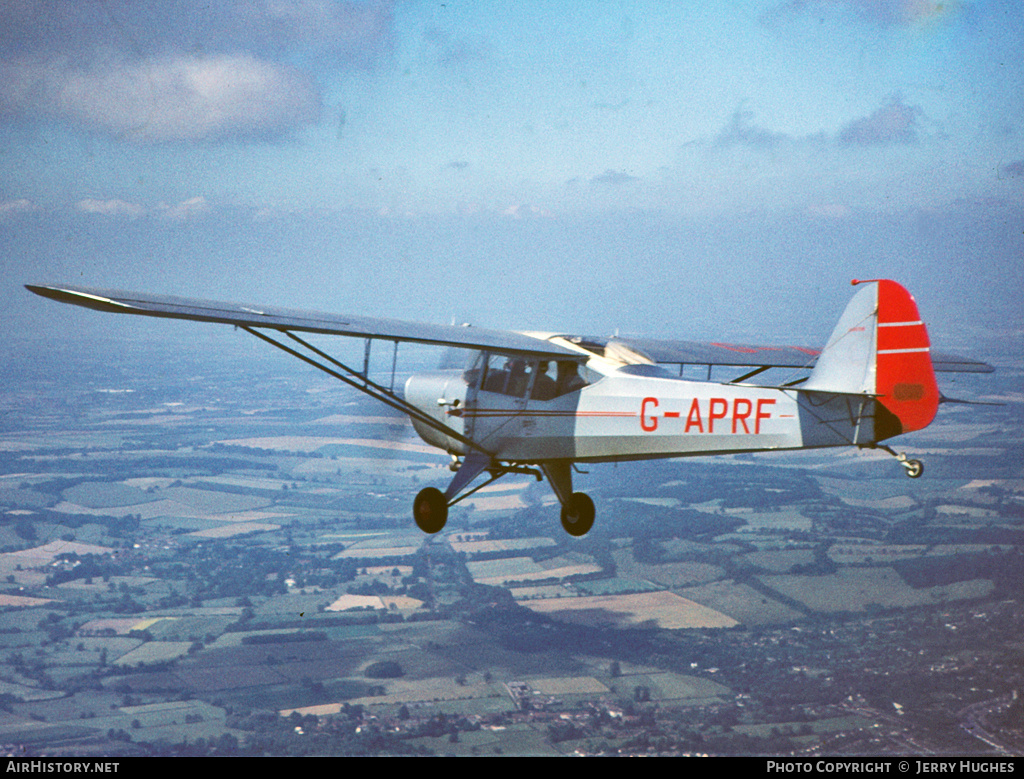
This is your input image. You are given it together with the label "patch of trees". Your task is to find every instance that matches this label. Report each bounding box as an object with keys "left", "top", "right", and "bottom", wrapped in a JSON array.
[
  {"left": 547, "top": 720, "right": 584, "bottom": 743},
  {"left": 13, "top": 518, "right": 37, "bottom": 541},
  {"left": 894, "top": 548, "right": 1024, "bottom": 597},
  {"left": 4, "top": 508, "right": 140, "bottom": 538},
  {"left": 364, "top": 660, "right": 404, "bottom": 679},
  {"left": 45, "top": 553, "right": 120, "bottom": 586},
  {"left": 887, "top": 523, "right": 1024, "bottom": 548},
  {"left": 630, "top": 510, "right": 745, "bottom": 564},
  {"left": 788, "top": 544, "right": 838, "bottom": 576},
  {"left": 443, "top": 582, "right": 517, "bottom": 617},
  {"left": 165, "top": 542, "right": 297, "bottom": 600}
]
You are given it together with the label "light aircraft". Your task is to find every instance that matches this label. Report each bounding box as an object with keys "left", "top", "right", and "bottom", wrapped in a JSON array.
[{"left": 26, "top": 279, "right": 992, "bottom": 538}]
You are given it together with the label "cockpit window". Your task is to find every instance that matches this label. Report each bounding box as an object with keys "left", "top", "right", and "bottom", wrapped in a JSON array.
[
  {"left": 466, "top": 353, "right": 590, "bottom": 399},
  {"left": 551, "top": 360, "right": 588, "bottom": 396}
]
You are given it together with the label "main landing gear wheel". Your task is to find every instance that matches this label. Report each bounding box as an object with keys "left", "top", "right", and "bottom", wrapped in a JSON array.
[
  {"left": 902, "top": 459, "right": 924, "bottom": 479},
  {"left": 560, "top": 492, "right": 595, "bottom": 537},
  {"left": 413, "top": 487, "right": 448, "bottom": 534}
]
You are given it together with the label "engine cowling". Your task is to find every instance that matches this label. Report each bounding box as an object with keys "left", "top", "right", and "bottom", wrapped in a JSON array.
[{"left": 403, "top": 370, "right": 469, "bottom": 454}]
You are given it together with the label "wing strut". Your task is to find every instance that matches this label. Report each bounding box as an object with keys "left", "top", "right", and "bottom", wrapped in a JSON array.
[
  {"left": 242, "top": 327, "right": 494, "bottom": 458},
  {"left": 728, "top": 365, "right": 771, "bottom": 384}
]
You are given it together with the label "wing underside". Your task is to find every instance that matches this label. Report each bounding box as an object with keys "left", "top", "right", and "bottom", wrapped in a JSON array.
[{"left": 26, "top": 284, "right": 585, "bottom": 361}]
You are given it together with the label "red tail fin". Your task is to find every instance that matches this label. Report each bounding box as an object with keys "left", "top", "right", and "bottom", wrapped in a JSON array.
[{"left": 873, "top": 280, "right": 939, "bottom": 435}]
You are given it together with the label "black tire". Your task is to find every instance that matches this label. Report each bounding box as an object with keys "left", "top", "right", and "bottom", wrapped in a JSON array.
[
  {"left": 904, "top": 459, "right": 924, "bottom": 479},
  {"left": 413, "top": 487, "right": 448, "bottom": 534},
  {"left": 560, "top": 492, "right": 595, "bottom": 537}
]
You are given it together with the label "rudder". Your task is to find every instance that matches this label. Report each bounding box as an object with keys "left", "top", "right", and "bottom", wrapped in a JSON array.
[{"left": 874, "top": 279, "right": 939, "bottom": 436}]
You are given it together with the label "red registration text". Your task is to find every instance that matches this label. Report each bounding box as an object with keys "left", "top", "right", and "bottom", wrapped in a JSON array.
[{"left": 641, "top": 397, "right": 775, "bottom": 434}]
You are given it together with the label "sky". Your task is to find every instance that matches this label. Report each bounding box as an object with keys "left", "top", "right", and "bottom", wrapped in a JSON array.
[{"left": 2, "top": 0, "right": 1022, "bottom": 363}]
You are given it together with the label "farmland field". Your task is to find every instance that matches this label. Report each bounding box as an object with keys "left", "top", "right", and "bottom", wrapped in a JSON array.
[
  {"left": 522, "top": 591, "right": 738, "bottom": 630},
  {"left": 758, "top": 568, "right": 995, "bottom": 612}
]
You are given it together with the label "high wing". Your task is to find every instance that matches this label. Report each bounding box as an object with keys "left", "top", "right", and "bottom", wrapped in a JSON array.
[
  {"left": 27, "top": 284, "right": 993, "bottom": 375},
  {"left": 25, "top": 284, "right": 585, "bottom": 361},
  {"left": 26, "top": 283, "right": 589, "bottom": 459},
  {"left": 603, "top": 335, "right": 994, "bottom": 375}
]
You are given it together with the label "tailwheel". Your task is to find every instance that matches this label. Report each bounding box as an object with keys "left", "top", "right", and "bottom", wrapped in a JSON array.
[
  {"left": 560, "top": 492, "right": 595, "bottom": 537},
  {"left": 875, "top": 445, "right": 925, "bottom": 480},
  {"left": 413, "top": 487, "right": 448, "bottom": 534},
  {"left": 902, "top": 459, "right": 924, "bottom": 479}
]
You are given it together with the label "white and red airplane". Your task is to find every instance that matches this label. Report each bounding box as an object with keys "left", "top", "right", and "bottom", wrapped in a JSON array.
[{"left": 27, "top": 279, "right": 992, "bottom": 537}]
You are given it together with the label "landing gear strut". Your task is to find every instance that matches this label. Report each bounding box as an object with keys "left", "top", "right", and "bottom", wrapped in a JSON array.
[
  {"left": 875, "top": 445, "right": 924, "bottom": 479},
  {"left": 411, "top": 457, "right": 597, "bottom": 537}
]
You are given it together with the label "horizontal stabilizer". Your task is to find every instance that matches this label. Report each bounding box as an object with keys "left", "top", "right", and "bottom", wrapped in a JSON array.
[
  {"left": 930, "top": 353, "right": 995, "bottom": 373},
  {"left": 939, "top": 393, "right": 1004, "bottom": 407}
]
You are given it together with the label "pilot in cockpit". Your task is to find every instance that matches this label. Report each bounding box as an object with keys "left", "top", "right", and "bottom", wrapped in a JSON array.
[
  {"left": 555, "top": 360, "right": 587, "bottom": 395},
  {"left": 505, "top": 359, "right": 529, "bottom": 397},
  {"left": 531, "top": 361, "right": 557, "bottom": 400}
]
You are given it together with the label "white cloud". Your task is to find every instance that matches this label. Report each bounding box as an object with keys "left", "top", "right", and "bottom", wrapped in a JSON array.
[
  {"left": 0, "top": 198, "right": 36, "bottom": 217},
  {"left": 1, "top": 53, "right": 320, "bottom": 142},
  {"left": 160, "top": 196, "right": 211, "bottom": 221},
  {"left": 73, "top": 196, "right": 211, "bottom": 220},
  {"left": 76, "top": 198, "right": 145, "bottom": 217}
]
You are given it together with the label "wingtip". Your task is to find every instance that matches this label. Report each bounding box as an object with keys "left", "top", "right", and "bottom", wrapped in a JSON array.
[
  {"left": 25, "top": 283, "right": 59, "bottom": 299},
  {"left": 26, "top": 284, "right": 79, "bottom": 302},
  {"left": 24, "top": 284, "right": 134, "bottom": 312}
]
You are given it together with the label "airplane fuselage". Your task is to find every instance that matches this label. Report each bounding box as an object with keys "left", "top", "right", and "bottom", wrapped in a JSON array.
[{"left": 404, "top": 365, "right": 844, "bottom": 464}]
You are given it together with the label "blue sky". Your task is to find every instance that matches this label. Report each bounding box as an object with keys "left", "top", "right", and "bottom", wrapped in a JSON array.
[{"left": 2, "top": 1, "right": 1022, "bottom": 359}]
